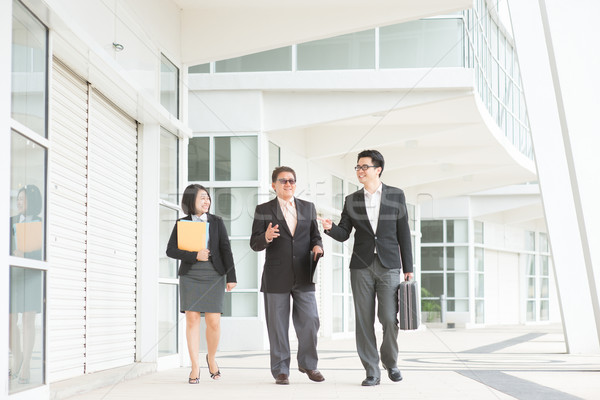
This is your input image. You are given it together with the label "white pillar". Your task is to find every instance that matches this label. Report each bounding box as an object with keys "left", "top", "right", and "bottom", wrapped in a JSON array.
[
  {"left": 136, "top": 123, "right": 161, "bottom": 363},
  {"left": 508, "top": 0, "right": 600, "bottom": 353},
  {"left": 1, "top": 0, "right": 13, "bottom": 395}
]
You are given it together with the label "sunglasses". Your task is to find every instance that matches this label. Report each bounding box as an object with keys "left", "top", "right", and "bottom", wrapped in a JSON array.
[{"left": 277, "top": 178, "right": 296, "bottom": 185}]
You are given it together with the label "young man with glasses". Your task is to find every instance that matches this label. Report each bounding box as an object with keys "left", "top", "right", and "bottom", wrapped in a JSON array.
[
  {"left": 250, "top": 166, "right": 325, "bottom": 385},
  {"left": 320, "top": 149, "right": 413, "bottom": 386}
]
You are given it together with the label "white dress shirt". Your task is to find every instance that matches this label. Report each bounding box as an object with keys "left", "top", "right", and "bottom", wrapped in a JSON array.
[{"left": 364, "top": 183, "right": 382, "bottom": 235}]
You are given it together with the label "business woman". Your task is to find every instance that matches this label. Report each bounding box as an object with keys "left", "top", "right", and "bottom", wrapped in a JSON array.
[{"left": 166, "top": 184, "right": 237, "bottom": 384}]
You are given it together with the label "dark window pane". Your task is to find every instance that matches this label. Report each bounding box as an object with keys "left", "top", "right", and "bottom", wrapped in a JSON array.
[
  {"left": 421, "top": 247, "right": 443, "bottom": 271},
  {"left": 421, "top": 220, "right": 443, "bottom": 243},
  {"left": 188, "top": 137, "right": 209, "bottom": 181}
]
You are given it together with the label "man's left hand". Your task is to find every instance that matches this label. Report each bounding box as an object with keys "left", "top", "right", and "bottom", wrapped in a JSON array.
[{"left": 312, "top": 245, "right": 323, "bottom": 260}]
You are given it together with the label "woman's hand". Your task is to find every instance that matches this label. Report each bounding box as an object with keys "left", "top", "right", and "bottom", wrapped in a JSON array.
[
  {"left": 226, "top": 282, "right": 237, "bottom": 292},
  {"left": 196, "top": 248, "right": 210, "bottom": 261}
]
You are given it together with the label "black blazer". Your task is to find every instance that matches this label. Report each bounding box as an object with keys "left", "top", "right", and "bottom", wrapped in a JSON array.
[
  {"left": 166, "top": 213, "right": 236, "bottom": 283},
  {"left": 326, "top": 184, "right": 413, "bottom": 273},
  {"left": 250, "top": 197, "right": 323, "bottom": 293}
]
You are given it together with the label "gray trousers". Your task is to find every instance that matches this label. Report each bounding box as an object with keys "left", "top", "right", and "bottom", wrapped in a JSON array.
[
  {"left": 351, "top": 255, "right": 401, "bottom": 378},
  {"left": 264, "top": 288, "right": 320, "bottom": 378}
]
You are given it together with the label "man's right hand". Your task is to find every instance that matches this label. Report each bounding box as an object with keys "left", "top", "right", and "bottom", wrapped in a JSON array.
[
  {"left": 318, "top": 217, "right": 332, "bottom": 230},
  {"left": 265, "top": 222, "right": 280, "bottom": 242}
]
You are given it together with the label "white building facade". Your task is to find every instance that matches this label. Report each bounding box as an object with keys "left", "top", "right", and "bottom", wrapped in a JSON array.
[{"left": 1, "top": 0, "right": 598, "bottom": 399}]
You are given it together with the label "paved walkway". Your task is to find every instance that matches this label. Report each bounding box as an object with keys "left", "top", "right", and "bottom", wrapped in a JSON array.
[{"left": 54, "top": 324, "right": 600, "bottom": 400}]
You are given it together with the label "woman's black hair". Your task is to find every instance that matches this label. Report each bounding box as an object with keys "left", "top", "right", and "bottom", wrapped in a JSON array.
[
  {"left": 181, "top": 184, "right": 211, "bottom": 216},
  {"left": 19, "top": 185, "right": 42, "bottom": 217}
]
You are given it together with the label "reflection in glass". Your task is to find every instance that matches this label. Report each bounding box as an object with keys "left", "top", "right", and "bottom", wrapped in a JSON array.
[
  {"left": 158, "top": 283, "right": 178, "bottom": 356},
  {"left": 447, "top": 272, "right": 468, "bottom": 298},
  {"left": 447, "top": 246, "right": 468, "bottom": 271},
  {"left": 268, "top": 141, "right": 280, "bottom": 174},
  {"left": 10, "top": 131, "right": 46, "bottom": 260},
  {"left": 421, "top": 273, "right": 443, "bottom": 297},
  {"left": 9, "top": 266, "right": 45, "bottom": 393},
  {"left": 446, "top": 220, "right": 468, "bottom": 243},
  {"left": 159, "top": 206, "right": 179, "bottom": 279},
  {"left": 160, "top": 128, "right": 178, "bottom": 204},
  {"left": 12, "top": 0, "right": 48, "bottom": 136}
]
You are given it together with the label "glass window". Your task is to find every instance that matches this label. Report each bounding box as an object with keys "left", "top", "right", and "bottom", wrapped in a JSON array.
[
  {"left": 230, "top": 239, "right": 258, "bottom": 290},
  {"left": 213, "top": 187, "right": 257, "bottom": 236},
  {"left": 216, "top": 47, "right": 292, "bottom": 72},
  {"left": 188, "top": 137, "right": 210, "bottom": 181},
  {"left": 447, "top": 273, "right": 469, "bottom": 298},
  {"left": 475, "top": 247, "right": 484, "bottom": 272},
  {"left": 12, "top": 0, "right": 48, "bottom": 137},
  {"left": 332, "top": 296, "right": 343, "bottom": 333},
  {"left": 526, "top": 254, "right": 535, "bottom": 276},
  {"left": 160, "top": 128, "right": 178, "bottom": 204},
  {"left": 298, "top": 29, "right": 375, "bottom": 70},
  {"left": 475, "top": 299, "right": 484, "bottom": 323},
  {"left": 159, "top": 206, "right": 179, "bottom": 279},
  {"left": 540, "top": 300, "right": 549, "bottom": 321},
  {"left": 380, "top": 19, "right": 464, "bottom": 68},
  {"left": 539, "top": 232, "right": 549, "bottom": 253},
  {"left": 160, "top": 54, "right": 179, "bottom": 117},
  {"left": 474, "top": 220, "right": 484, "bottom": 243},
  {"left": 421, "top": 247, "right": 443, "bottom": 270},
  {"left": 215, "top": 136, "right": 258, "bottom": 181},
  {"left": 447, "top": 299, "right": 468, "bottom": 312},
  {"left": 447, "top": 246, "right": 468, "bottom": 271},
  {"left": 332, "top": 176, "right": 344, "bottom": 210},
  {"left": 10, "top": 131, "right": 46, "bottom": 260},
  {"left": 223, "top": 293, "right": 258, "bottom": 317},
  {"left": 268, "top": 141, "right": 280, "bottom": 175},
  {"left": 421, "top": 273, "right": 443, "bottom": 297},
  {"left": 348, "top": 183, "right": 359, "bottom": 194},
  {"left": 157, "top": 283, "right": 178, "bottom": 356},
  {"left": 332, "top": 256, "right": 344, "bottom": 293},
  {"left": 446, "top": 220, "right": 468, "bottom": 242},
  {"left": 9, "top": 266, "right": 45, "bottom": 392},
  {"left": 188, "top": 63, "right": 210, "bottom": 74},
  {"left": 475, "top": 273, "right": 484, "bottom": 297},
  {"left": 525, "top": 231, "right": 535, "bottom": 251},
  {"left": 421, "top": 220, "right": 443, "bottom": 243}
]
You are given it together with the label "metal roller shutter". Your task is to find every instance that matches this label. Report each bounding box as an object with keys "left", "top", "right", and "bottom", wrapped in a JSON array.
[
  {"left": 47, "top": 59, "right": 89, "bottom": 381},
  {"left": 86, "top": 88, "right": 138, "bottom": 372}
]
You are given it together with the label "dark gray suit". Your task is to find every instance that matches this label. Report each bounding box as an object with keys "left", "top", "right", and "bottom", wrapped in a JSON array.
[
  {"left": 325, "top": 184, "right": 413, "bottom": 378},
  {"left": 250, "top": 197, "right": 323, "bottom": 378}
]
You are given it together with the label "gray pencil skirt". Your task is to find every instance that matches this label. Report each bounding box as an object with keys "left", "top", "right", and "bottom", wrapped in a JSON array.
[{"left": 179, "top": 260, "right": 226, "bottom": 313}]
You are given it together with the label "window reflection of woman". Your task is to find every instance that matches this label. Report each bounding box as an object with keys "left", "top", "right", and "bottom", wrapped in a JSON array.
[{"left": 9, "top": 185, "right": 43, "bottom": 386}]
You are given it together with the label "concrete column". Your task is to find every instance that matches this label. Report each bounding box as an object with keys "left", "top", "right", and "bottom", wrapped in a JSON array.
[{"left": 508, "top": 0, "right": 600, "bottom": 353}]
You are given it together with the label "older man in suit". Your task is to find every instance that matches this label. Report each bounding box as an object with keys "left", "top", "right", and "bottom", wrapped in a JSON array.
[
  {"left": 250, "top": 166, "right": 325, "bottom": 385},
  {"left": 320, "top": 149, "right": 414, "bottom": 387}
]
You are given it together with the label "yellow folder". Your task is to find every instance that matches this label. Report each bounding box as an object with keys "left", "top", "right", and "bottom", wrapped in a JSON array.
[
  {"left": 177, "top": 220, "right": 208, "bottom": 251},
  {"left": 15, "top": 221, "right": 43, "bottom": 253}
]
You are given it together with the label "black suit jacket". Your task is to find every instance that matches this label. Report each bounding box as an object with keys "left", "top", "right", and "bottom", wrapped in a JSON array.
[
  {"left": 166, "top": 214, "right": 237, "bottom": 283},
  {"left": 326, "top": 184, "right": 413, "bottom": 273},
  {"left": 250, "top": 197, "right": 323, "bottom": 293}
]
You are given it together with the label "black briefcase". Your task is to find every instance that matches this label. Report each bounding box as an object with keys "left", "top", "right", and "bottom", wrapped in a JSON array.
[{"left": 398, "top": 280, "right": 420, "bottom": 330}]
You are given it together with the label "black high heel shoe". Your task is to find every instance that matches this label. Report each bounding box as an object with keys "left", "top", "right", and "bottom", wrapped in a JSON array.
[
  {"left": 188, "top": 368, "right": 199, "bottom": 384},
  {"left": 206, "top": 354, "right": 221, "bottom": 380}
]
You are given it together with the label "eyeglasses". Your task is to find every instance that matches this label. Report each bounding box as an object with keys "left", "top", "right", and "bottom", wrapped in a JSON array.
[
  {"left": 277, "top": 178, "right": 296, "bottom": 185},
  {"left": 354, "top": 165, "right": 377, "bottom": 171}
]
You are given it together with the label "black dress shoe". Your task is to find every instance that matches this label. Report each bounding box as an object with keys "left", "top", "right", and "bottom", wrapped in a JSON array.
[
  {"left": 387, "top": 367, "right": 403, "bottom": 382},
  {"left": 275, "top": 373, "right": 289, "bottom": 385},
  {"left": 361, "top": 376, "right": 380, "bottom": 386}
]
